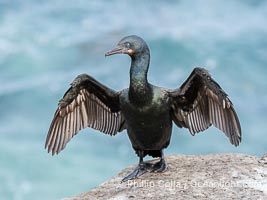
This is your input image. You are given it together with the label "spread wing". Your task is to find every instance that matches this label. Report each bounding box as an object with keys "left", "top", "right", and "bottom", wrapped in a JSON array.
[
  {"left": 45, "top": 74, "right": 125, "bottom": 155},
  {"left": 169, "top": 67, "right": 241, "bottom": 146}
]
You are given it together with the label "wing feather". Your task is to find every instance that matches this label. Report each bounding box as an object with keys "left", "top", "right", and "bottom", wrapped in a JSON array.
[
  {"left": 45, "top": 74, "right": 125, "bottom": 155},
  {"left": 170, "top": 67, "right": 241, "bottom": 146}
]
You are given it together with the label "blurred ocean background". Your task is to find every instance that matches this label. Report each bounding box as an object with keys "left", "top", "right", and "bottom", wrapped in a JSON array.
[{"left": 0, "top": 0, "right": 267, "bottom": 199}]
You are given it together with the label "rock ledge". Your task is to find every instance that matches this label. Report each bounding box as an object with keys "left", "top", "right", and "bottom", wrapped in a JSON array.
[{"left": 65, "top": 153, "right": 267, "bottom": 200}]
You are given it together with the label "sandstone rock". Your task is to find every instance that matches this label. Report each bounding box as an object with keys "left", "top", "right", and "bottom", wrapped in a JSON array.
[{"left": 64, "top": 153, "right": 267, "bottom": 200}]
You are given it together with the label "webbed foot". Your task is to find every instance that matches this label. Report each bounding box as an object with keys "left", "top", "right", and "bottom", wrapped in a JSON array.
[
  {"left": 151, "top": 158, "right": 168, "bottom": 172},
  {"left": 121, "top": 162, "right": 153, "bottom": 182}
]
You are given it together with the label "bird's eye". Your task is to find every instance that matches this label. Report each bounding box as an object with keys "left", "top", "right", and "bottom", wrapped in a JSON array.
[{"left": 125, "top": 42, "right": 131, "bottom": 48}]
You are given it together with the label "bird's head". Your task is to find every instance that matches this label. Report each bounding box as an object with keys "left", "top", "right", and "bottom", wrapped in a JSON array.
[{"left": 105, "top": 35, "right": 149, "bottom": 58}]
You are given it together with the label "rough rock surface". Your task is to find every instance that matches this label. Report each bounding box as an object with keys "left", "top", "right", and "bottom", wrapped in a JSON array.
[{"left": 65, "top": 153, "right": 267, "bottom": 200}]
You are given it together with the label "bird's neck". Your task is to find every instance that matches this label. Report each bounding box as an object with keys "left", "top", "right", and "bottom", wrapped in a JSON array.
[{"left": 129, "top": 52, "right": 152, "bottom": 105}]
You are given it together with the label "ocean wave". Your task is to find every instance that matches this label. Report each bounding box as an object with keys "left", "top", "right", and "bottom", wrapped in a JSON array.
[{"left": 1, "top": 0, "right": 266, "bottom": 59}]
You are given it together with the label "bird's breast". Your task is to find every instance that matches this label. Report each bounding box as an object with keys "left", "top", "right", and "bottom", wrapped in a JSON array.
[
  {"left": 119, "top": 88, "right": 173, "bottom": 150},
  {"left": 120, "top": 88, "right": 170, "bottom": 119}
]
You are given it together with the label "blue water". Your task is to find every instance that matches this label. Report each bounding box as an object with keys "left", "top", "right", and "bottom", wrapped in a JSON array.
[{"left": 0, "top": 0, "right": 267, "bottom": 199}]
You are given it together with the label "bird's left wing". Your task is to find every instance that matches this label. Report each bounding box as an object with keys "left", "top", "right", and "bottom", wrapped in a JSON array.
[
  {"left": 169, "top": 67, "right": 241, "bottom": 146},
  {"left": 45, "top": 74, "right": 125, "bottom": 155}
]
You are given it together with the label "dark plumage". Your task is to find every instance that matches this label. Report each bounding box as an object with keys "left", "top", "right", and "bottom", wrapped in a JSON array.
[{"left": 45, "top": 35, "right": 241, "bottom": 181}]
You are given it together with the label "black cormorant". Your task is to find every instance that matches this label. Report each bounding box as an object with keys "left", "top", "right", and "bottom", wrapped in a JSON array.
[{"left": 45, "top": 35, "right": 241, "bottom": 181}]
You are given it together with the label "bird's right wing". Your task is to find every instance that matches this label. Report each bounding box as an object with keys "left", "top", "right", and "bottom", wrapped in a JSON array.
[{"left": 45, "top": 74, "right": 125, "bottom": 155}]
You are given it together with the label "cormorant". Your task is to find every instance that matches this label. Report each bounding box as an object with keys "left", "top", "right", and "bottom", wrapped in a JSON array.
[{"left": 45, "top": 35, "right": 241, "bottom": 182}]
